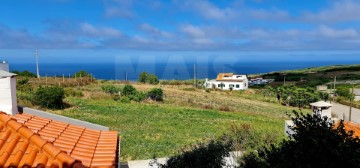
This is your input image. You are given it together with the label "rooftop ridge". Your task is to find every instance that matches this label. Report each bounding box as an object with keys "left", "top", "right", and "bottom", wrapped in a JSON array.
[{"left": 0, "top": 112, "right": 86, "bottom": 168}]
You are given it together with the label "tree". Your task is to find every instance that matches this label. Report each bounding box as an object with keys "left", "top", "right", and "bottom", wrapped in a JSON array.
[
  {"left": 33, "top": 86, "right": 65, "bottom": 109},
  {"left": 138, "top": 72, "right": 159, "bottom": 84},
  {"left": 73, "top": 70, "right": 91, "bottom": 77},
  {"left": 336, "top": 85, "right": 355, "bottom": 101},
  {"left": 239, "top": 111, "right": 360, "bottom": 168},
  {"left": 11, "top": 70, "right": 37, "bottom": 78}
]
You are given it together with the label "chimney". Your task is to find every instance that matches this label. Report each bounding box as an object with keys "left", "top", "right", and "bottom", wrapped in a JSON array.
[
  {"left": 0, "top": 60, "right": 9, "bottom": 71},
  {"left": 0, "top": 61, "right": 18, "bottom": 115}
]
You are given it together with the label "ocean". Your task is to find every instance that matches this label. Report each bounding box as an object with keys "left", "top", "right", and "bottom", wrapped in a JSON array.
[{"left": 9, "top": 60, "right": 359, "bottom": 80}]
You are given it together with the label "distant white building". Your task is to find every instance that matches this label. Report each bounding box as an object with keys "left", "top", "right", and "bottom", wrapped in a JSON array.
[
  {"left": 249, "top": 77, "right": 274, "bottom": 85},
  {"left": 204, "top": 73, "right": 248, "bottom": 90}
]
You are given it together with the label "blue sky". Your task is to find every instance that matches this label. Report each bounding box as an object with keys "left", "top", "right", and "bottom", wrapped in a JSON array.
[{"left": 1, "top": 0, "right": 360, "bottom": 63}]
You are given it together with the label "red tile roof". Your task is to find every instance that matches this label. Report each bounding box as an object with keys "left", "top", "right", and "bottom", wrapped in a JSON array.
[
  {"left": 0, "top": 112, "right": 119, "bottom": 168},
  {"left": 343, "top": 121, "right": 360, "bottom": 138}
]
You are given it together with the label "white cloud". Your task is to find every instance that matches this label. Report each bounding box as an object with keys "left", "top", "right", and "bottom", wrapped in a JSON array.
[
  {"left": 81, "top": 23, "right": 122, "bottom": 37},
  {"left": 317, "top": 25, "right": 358, "bottom": 38},
  {"left": 302, "top": 0, "right": 360, "bottom": 23},
  {"left": 180, "top": 25, "right": 205, "bottom": 38},
  {"left": 139, "top": 23, "right": 172, "bottom": 38},
  {"left": 104, "top": 0, "right": 134, "bottom": 18}
]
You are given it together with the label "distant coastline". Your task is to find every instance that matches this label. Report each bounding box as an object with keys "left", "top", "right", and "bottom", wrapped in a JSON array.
[{"left": 9, "top": 60, "right": 359, "bottom": 80}]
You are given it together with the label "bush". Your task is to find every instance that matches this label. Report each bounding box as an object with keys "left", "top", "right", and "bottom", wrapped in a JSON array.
[
  {"left": 12, "top": 70, "right": 37, "bottom": 78},
  {"left": 33, "top": 86, "right": 65, "bottom": 109},
  {"left": 73, "top": 70, "right": 91, "bottom": 77},
  {"left": 129, "top": 91, "right": 147, "bottom": 102},
  {"left": 101, "top": 85, "right": 121, "bottom": 95},
  {"left": 120, "top": 96, "right": 131, "bottom": 103},
  {"left": 336, "top": 85, "right": 355, "bottom": 100},
  {"left": 113, "top": 95, "right": 121, "bottom": 101},
  {"left": 16, "top": 78, "right": 32, "bottom": 92},
  {"left": 138, "top": 72, "right": 159, "bottom": 84},
  {"left": 121, "top": 84, "right": 137, "bottom": 96},
  {"left": 239, "top": 111, "right": 360, "bottom": 168},
  {"left": 147, "top": 88, "right": 163, "bottom": 101},
  {"left": 161, "top": 138, "right": 232, "bottom": 168}
]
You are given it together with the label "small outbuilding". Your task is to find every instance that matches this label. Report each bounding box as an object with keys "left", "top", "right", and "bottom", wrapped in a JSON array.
[
  {"left": 285, "top": 101, "right": 333, "bottom": 137},
  {"left": 310, "top": 101, "right": 333, "bottom": 119}
]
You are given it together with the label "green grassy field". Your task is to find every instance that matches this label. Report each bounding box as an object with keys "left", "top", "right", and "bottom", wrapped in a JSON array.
[{"left": 53, "top": 97, "right": 286, "bottom": 161}]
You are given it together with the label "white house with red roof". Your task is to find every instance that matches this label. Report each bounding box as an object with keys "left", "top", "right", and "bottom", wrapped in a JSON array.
[{"left": 204, "top": 73, "right": 248, "bottom": 90}]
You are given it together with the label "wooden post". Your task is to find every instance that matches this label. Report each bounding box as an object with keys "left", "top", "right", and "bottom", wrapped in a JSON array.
[
  {"left": 46, "top": 74, "right": 48, "bottom": 84},
  {"left": 283, "top": 76, "right": 286, "bottom": 85},
  {"left": 63, "top": 74, "right": 65, "bottom": 83}
]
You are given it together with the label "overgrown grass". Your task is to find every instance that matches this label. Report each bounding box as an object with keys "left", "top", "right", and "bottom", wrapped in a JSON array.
[{"left": 53, "top": 97, "right": 286, "bottom": 161}]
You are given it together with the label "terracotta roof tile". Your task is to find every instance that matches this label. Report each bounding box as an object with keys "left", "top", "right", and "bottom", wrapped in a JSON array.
[{"left": 0, "top": 112, "right": 119, "bottom": 168}]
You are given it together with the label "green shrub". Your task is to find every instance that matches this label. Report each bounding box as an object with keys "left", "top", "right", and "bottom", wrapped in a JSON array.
[
  {"left": 11, "top": 70, "right": 37, "bottom": 77},
  {"left": 121, "top": 84, "right": 137, "bottom": 96},
  {"left": 120, "top": 96, "right": 131, "bottom": 103},
  {"left": 336, "top": 85, "right": 355, "bottom": 100},
  {"left": 73, "top": 70, "right": 91, "bottom": 77},
  {"left": 33, "top": 86, "right": 65, "bottom": 109},
  {"left": 138, "top": 72, "right": 159, "bottom": 84},
  {"left": 147, "top": 88, "right": 163, "bottom": 101},
  {"left": 101, "top": 85, "right": 121, "bottom": 94},
  {"left": 129, "top": 91, "right": 147, "bottom": 102},
  {"left": 161, "top": 138, "right": 232, "bottom": 168},
  {"left": 16, "top": 78, "right": 33, "bottom": 92},
  {"left": 17, "top": 91, "right": 34, "bottom": 101},
  {"left": 64, "top": 88, "right": 83, "bottom": 97},
  {"left": 113, "top": 95, "right": 121, "bottom": 101},
  {"left": 239, "top": 111, "right": 360, "bottom": 168}
]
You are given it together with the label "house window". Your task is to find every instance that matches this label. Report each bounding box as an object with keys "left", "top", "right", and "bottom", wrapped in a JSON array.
[
  {"left": 229, "top": 84, "right": 234, "bottom": 88},
  {"left": 236, "top": 84, "right": 240, "bottom": 88},
  {"left": 218, "top": 84, "right": 225, "bottom": 88}
]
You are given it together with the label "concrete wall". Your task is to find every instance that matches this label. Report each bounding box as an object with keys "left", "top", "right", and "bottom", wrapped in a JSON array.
[
  {"left": 0, "top": 77, "right": 17, "bottom": 115},
  {"left": 285, "top": 120, "right": 295, "bottom": 136},
  {"left": 18, "top": 106, "right": 110, "bottom": 131}
]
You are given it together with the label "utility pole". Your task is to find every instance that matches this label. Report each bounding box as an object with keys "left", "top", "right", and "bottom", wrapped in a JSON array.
[
  {"left": 333, "top": 76, "right": 337, "bottom": 102},
  {"left": 349, "top": 84, "right": 354, "bottom": 122},
  {"left": 35, "top": 49, "right": 40, "bottom": 78},
  {"left": 194, "top": 64, "right": 197, "bottom": 88}
]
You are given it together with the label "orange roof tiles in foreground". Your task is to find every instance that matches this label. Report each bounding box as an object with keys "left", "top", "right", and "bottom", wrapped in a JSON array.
[
  {"left": 0, "top": 112, "right": 119, "bottom": 168},
  {"left": 343, "top": 121, "right": 360, "bottom": 138}
]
